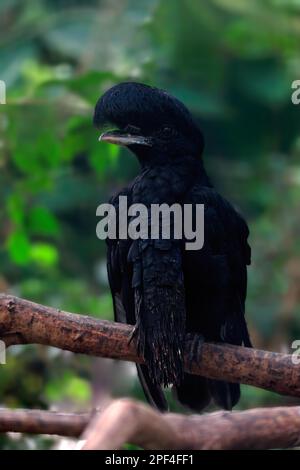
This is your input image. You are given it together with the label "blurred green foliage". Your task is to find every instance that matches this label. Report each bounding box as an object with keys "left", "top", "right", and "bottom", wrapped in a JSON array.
[{"left": 0, "top": 0, "right": 300, "bottom": 449}]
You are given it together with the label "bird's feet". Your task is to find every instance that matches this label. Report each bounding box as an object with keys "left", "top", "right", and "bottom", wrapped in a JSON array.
[
  {"left": 128, "top": 324, "right": 138, "bottom": 345},
  {"left": 186, "top": 333, "right": 205, "bottom": 368}
]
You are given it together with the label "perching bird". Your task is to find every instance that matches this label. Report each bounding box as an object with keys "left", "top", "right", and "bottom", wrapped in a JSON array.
[{"left": 93, "top": 82, "right": 252, "bottom": 412}]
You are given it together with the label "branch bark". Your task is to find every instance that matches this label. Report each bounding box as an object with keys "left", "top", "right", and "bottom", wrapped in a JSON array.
[
  {"left": 1, "top": 401, "right": 300, "bottom": 450},
  {"left": 0, "top": 408, "right": 89, "bottom": 437},
  {"left": 82, "top": 399, "right": 300, "bottom": 450},
  {"left": 0, "top": 294, "right": 299, "bottom": 397}
]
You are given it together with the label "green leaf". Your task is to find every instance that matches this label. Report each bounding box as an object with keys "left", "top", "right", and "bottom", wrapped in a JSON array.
[
  {"left": 45, "top": 372, "right": 91, "bottom": 403},
  {"left": 29, "top": 243, "right": 58, "bottom": 267},
  {"left": 28, "top": 206, "right": 60, "bottom": 237},
  {"left": 6, "top": 194, "right": 25, "bottom": 226},
  {"left": 6, "top": 230, "right": 31, "bottom": 265},
  {"left": 90, "top": 141, "right": 120, "bottom": 175}
]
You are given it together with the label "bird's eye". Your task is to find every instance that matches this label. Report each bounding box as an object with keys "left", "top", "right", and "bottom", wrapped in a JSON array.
[{"left": 161, "top": 127, "right": 175, "bottom": 137}]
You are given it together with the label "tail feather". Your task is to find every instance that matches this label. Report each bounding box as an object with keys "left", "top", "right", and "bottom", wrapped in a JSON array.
[
  {"left": 136, "top": 364, "right": 168, "bottom": 412},
  {"left": 174, "top": 374, "right": 240, "bottom": 412},
  {"left": 173, "top": 374, "right": 211, "bottom": 412},
  {"left": 208, "top": 379, "right": 240, "bottom": 410}
]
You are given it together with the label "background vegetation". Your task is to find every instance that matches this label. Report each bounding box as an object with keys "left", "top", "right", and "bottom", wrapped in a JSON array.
[{"left": 0, "top": 0, "right": 300, "bottom": 449}]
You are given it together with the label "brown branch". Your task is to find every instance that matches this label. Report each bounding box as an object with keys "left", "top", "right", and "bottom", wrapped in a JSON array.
[
  {"left": 0, "top": 294, "right": 299, "bottom": 397},
  {"left": 82, "top": 399, "right": 300, "bottom": 450},
  {"left": 0, "top": 408, "right": 90, "bottom": 437},
  {"left": 1, "top": 401, "right": 300, "bottom": 450}
]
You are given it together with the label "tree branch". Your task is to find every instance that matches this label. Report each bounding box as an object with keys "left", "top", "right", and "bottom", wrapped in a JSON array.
[
  {"left": 1, "top": 401, "right": 300, "bottom": 450},
  {"left": 82, "top": 399, "right": 300, "bottom": 450},
  {"left": 0, "top": 408, "right": 89, "bottom": 437},
  {"left": 0, "top": 294, "right": 299, "bottom": 397}
]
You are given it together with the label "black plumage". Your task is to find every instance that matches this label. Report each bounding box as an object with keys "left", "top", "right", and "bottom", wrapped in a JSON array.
[{"left": 94, "top": 82, "right": 252, "bottom": 412}]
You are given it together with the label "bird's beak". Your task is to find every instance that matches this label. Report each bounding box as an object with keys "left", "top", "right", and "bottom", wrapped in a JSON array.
[{"left": 99, "top": 130, "right": 152, "bottom": 147}]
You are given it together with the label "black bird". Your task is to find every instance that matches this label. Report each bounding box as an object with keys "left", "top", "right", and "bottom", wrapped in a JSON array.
[{"left": 93, "top": 82, "right": 252, "bottom": 412}]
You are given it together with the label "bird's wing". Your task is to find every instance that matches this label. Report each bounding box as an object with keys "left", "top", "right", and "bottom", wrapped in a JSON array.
[
  {"left": 185, "top": 184, "right": 251, "bottom": 347},
  {"left": 174, "top": 185, "right": 252, "bottom": 411},
  {"left": 106, "top": 188, "right": 135, "bottom": 325}
]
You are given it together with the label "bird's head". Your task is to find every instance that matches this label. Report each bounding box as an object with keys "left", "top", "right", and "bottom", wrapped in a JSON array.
[{"left": 93, "top": 82, "right": 204, "bottom": 165}]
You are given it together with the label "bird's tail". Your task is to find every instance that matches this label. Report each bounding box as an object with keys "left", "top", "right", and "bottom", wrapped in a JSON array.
[
  {"left": 173, "top": 374, "right": 211, "bottom": 411},
  {"left": 208, "top": 378, "right": 240, "bottom": 410},
  {"left": 174, "top": 374, "right": 240, "bottom": 412},
  {"left": 136, "top": 364, "right": 168, "bottom": 412}
]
